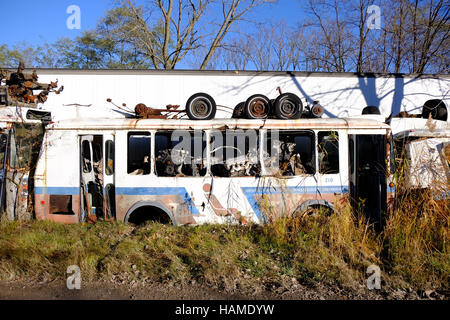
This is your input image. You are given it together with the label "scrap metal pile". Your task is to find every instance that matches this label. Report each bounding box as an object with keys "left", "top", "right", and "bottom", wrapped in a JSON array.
[
  {"left": 107, "top": 89, "right": 325, "bottom": 121},
  {"left": 0, "top": 62, "right": 64, "bottom": 106}
]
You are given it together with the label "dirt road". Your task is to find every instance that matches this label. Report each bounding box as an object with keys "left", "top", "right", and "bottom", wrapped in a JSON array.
[{"left": 1, "top": 279, "right": 443, "bottom": 300}]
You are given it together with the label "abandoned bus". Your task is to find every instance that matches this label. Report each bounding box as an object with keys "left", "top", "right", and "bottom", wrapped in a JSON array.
[{"left": 32, "top": 117, "right": 393, "bottom": 226}]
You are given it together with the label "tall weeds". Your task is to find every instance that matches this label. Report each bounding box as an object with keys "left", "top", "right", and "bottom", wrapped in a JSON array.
[
  {"left": 382, "top": 178, "right": 449, "bottom": 289},
  {"left": 0, "top": 158, "right": 448, "bottom": 293}
]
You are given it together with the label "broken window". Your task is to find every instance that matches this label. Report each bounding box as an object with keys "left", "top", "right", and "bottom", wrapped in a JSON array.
[
  {"left": 128, "top": 132, "right": 150, "bottom": 175},
  {"left": 105, "top": 140, "right": 114, "bottom": 175},
  {"left": 92, "top": 136, "right": 104, "bottom": 185},
  {"left": 264, "top": 130, "right": 315, "bottom": 176},
  {"left": 81, "top": 140, "right": 92, "bottom": 173},
  {"left": 9, "top": 124, "right": 43, "bottom": 170},
  {"left": 210, "top": 130, "right": 260, "bottom": 177},
  {"left": 318, "top": 131, "right": 339, "bottom": 174},
  {"left": 49, "top": 195, "right": 74, "bottom": 215},
  {"left": 155, "top": 130, "right": 206, "bottom": 177}
]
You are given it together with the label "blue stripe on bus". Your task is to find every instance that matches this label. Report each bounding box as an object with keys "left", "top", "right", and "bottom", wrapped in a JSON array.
[
  {"left": 35, "top": 187, "right": 79, "bottom": 195},
  {"left": 35, "top": 185, "right": 352, "bottom": 219},
  {"left": 241, "top": 185, "right": 349, "bottom": 223},
  {"left": 116, "top": 187, "right": 199, "bottom": 215},
  {"left": 35, "top": 186, "right": 199, "bottom": 215}
]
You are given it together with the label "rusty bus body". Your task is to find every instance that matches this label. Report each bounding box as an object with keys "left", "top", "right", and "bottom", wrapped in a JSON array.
[
  {"left": 391, "top": 118, "right": 450, "bottom": 197},
  {"left": 31, "top": 117, "right": 393, "bottom": 227},
  {"left": 0, "top": 107, "right": 49, "bottom": 220}
]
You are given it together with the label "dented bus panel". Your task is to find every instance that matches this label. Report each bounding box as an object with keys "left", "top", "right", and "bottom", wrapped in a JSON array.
[
  {"left": 392, "top": 118, "right": 450, "bottom": 195},
  {"left": 33, "top": 118, "right": 392, "bottom": 227}
]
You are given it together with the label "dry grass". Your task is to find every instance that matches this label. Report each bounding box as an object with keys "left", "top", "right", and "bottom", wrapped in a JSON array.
[
  {"left": 382, "top": 187, "right": 449, "bottom": 289},
  {"left": 0, "top": 219, "right": 133, "bottom": 282},
  {"left": 0, "top": 170, "right": 448, "bottom": 295}
]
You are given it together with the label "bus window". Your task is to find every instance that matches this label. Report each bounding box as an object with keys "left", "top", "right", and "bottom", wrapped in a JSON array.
[
  {"left": 9, "top": 124, "right": 43, "bottom": 170},
  {"left": 349, "top": 137, "right": 354, "bottom": 175},
  {"left": 92, "top": 138, "right": 103, "bottom": 175},
  {"left": 81, "top": 140, "right": 92, "bottom": 173},
  {"left": 318, "top": 131, "right": 339, "bottom": 174},
  {"left": 105, "top": 140, "right": 114, "bottom": 175},
  {"left": 155, "top": 131, "right": 206, "bottom": 177},
  {"left": 265, "top": 131, "right": 315, "bottom": 176},
  {"left": 210, "top": 130, "right": 260, "bottom": 177},
  {"left": 128, "top": 132, "right": 150, "bottom": 175},
  {"left": 0, "top": 133, "right": 7, "bottom": 170}
]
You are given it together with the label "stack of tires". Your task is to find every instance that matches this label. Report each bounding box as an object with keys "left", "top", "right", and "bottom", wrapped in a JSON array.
[
  {"left": 242, "top": 93, "right": 302, "bottom": 120},
  {"left": 184, "top": 92, "right": 304, "bottom": 120}
]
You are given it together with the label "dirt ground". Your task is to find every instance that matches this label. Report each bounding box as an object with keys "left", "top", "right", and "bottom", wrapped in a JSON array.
[{"left": 0, "top": 279, "right": 446, "bottom": 300}]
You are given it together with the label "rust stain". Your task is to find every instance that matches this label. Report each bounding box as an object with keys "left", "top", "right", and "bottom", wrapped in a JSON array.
[{"left": 135, "top": 103, "right": 183, "bottom": 119}]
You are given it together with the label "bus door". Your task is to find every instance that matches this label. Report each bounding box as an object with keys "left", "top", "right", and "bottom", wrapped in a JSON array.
[
  {"left": 103, "top": 135, "right": 115, "bottom": 220},
  {"left": 349, "top": 134, "right": 387, "bottom": 228},
  {"left": 80, "top": 135, "right": 105, "bottom": 222},
  {"left": 0, "top": 130, "right": 9, "bottom": 215}
]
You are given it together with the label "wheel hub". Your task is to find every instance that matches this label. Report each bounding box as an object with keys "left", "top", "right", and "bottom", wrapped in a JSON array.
[
  {"left": 280, "top": 99, "right": 295, "bottom": 116},
  {"left": 193, "top": 99, "right": 209, "bottom": 116},
  {"left": 250, "top": 99, "right": 268, "bottom": 117}
]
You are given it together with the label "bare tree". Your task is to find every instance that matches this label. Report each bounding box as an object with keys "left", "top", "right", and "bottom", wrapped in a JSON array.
[
  {"left": 393, "top": 0, "right": 407, "bottom": 73},
  {"left": 409, "top": 0, "right": 449, "bottom": 73},
  {"left": 212, "top": 20, "right": 304, "bottom": 71},
  {"left": 304, "top": 0, "right": 354, "bottom": 72},
  {"left": 122, "top": 0, "right": 270, "bottom": 69},
  {"left": 213, "top": 38, "right": 252, "bottom": 70},
  {"left": 349, "top": 0, "right": 376, "bottom": 72},
  {"left": 377, "top": 0, "right": 449, "bottom": 74}
]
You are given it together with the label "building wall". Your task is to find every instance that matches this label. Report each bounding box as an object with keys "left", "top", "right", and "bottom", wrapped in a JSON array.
[{"left": 31, "top": 70, "right": 450, "bottom": 121}]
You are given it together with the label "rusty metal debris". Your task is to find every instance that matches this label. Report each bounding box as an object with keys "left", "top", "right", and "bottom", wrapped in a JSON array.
[
  {"left": 109, "top": 93, "right": 217, "bottom": 121},
  {"left": 135, "top": 103, "right": 182, "bottom": 119},
  {"left": 0, "top": 62, "right": 64, "bottom": 106},
  {"left": 232, "top": 102, "right": 245, "bottom": 118},
  {"left": 107, "top": 98, "right": 184, "bottom": 119},
  {"left": 304, "top": 101, "right": 324, "bottom": 118},
  {"left": 107, "top": 89, "right": 323, "bottom": 121}
]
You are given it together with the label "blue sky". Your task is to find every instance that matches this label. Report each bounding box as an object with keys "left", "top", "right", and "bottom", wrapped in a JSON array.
[
  {"left": 0, "top": 0, "right": 306, "bottom": 47},
  {"left": 1, "top": 0, "right": 112, "bottom": 46}
]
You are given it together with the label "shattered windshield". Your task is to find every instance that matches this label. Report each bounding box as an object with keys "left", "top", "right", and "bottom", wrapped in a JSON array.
[{"left": 10, "top": 123, "right": 44, "bottom": 170}]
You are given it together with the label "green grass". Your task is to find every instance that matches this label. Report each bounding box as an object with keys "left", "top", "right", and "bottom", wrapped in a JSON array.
[{"left": 0, "top": 193, "right": 448, "bottom": 294}]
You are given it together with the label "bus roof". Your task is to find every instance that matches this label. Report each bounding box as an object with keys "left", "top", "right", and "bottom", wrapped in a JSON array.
[
  {"left": 394, "top": 129, "right": 450, "bottom": 139},
  {"left": 0, "top": 106, "right": 51, "bottom": 126},
  {"left": 47, "top": 117, "right": 390, "bottom": 131}
]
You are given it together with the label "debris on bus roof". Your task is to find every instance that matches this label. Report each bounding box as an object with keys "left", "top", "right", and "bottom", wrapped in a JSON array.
[
  {"left": 106, "top": 98, "right": 184, "bottom": 119},
  {"left": 135, "top": 103, "right": 182, "bottom": 119},
  {"left": 0, "top": 62, "right": 64, "bottom": 106}
]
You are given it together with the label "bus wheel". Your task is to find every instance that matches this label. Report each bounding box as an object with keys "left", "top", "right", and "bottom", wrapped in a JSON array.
[
  {"left": 297, "top": 205, "right": 333, "bottom": 220},
  {"left": 245, "top": 94, "right": 271, "bottom": 119},
  {"left": 127, "top": 206, "right": 172, "bottom": 225},
  {"left": 274, "top": 93, "right": 302, "bottom": 119},
  {"left": 185, "top": 93, "right": 217, "bottom": 120}
]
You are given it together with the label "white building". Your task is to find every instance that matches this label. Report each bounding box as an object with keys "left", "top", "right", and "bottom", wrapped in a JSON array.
[{"left": 25, "top": 69, "right": 450, "bottom": 121}]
